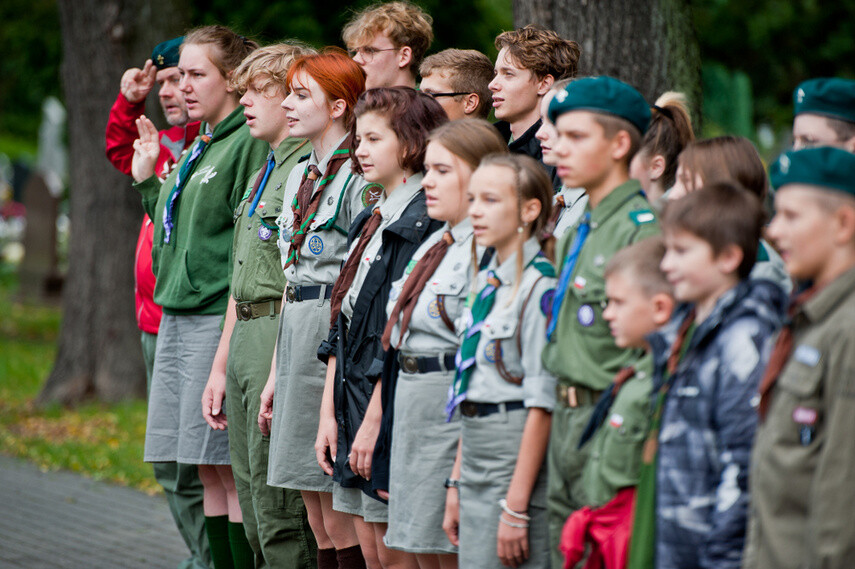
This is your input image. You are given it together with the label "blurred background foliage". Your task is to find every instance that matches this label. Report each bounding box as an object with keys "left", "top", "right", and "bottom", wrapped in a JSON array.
[{"left": 1, "top": 0, "right": 854, "bottom": 161}]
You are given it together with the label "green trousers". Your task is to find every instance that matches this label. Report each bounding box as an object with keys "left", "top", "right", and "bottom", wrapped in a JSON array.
[
  {"left": 225, "top": 316, "right": 318, "bottom": 569},
  {"left": 546, "top": 402, "right": 595, "bottom": 569},
  {"left": 142, "top": 330, "right": 211, "bottom": 569}
]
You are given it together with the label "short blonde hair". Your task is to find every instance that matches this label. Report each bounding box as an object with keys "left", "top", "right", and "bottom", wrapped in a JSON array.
[
  {"left": 183, "top": 25, "right": 258, "bottom": 78},
  {"left": 420, "top": 49, "right": 494, "bottom": 118},
  {"left": 342, "top": 1, "right": 433, "bottom": 72},
  {"left": 230, "top": 43, "right": 316, "bottom": 96}
]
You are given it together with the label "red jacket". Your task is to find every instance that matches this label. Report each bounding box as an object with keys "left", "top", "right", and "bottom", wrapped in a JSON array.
[
  {"left": 560, "top": 487, "right": 636, "bottom": 569},
  {"left": 105, "top": 93, "right": 201, "bottom": 334}
]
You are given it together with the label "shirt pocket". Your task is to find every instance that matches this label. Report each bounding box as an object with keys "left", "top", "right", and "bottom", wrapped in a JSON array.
[
  {"left": 568, "top": 279, "right": 610, "bottom": 339},
  {"left": 773, "top": 351, "right": 825, "bottom": 446},
  {"left": 428, "top": 274, "right": 468, "bottom": 331},
  {"left": 309, "top": 189, "right": 342, "bottom": 232},
  {"left": 481, "top": 313, "right": 523, "bottom": 384}
]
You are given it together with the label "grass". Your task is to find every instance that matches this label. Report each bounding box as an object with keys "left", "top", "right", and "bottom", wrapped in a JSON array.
[{"left": 0, "top": 266, "right": 160, "bottom": 494}]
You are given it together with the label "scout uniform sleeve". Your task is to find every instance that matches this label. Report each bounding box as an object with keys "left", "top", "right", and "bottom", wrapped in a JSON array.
[
  {"left": 521, "top": 275, "right": 558, "bottom": 410},
  {"left": 105, "top": 93, "right": 145, "bottom": 176},
  {"left": 807, "top": 332, "right": 855, "bottom": 567},
  {"left": 701, "top": 317, "right": 768, "bottom": 569}
]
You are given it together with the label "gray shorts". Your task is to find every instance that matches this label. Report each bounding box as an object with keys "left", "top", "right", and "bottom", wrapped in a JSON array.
[
  {"left": 332, "top": 484, "right": 388, "bottom": 523},
  {"left": 144, "top": 313, "right": 231, "bottom": 465}
]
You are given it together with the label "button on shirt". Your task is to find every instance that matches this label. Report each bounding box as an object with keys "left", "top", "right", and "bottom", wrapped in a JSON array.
[
  {"left": 342, "top": 174, "right": 425, "bottom": 322},
  {"left": 275, "top": 135, "right": 369, "bottom": 286},
  {"left": 465, "top": 238, "right": 557, "bottom": 410},
  {"left": 386, "top": 218, "right": 478, "bottom": 354}
]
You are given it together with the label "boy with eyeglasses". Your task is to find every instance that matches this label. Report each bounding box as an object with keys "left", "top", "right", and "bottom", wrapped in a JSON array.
[{"left": 419, "top": 48, "right": 494, "bottom": 120}]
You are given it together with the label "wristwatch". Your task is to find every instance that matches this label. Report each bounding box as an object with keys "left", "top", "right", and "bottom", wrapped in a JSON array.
[{"left": 444, "top": 478, "right": 460, "bottom": 489}]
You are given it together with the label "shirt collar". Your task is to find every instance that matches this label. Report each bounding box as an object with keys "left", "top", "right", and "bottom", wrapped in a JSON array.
[
  {"left": 801, "top": 264, "right": 855, "bottom": 323},
  {"left": 492, "top": 237, "right": 541, "bottom": 285},
  {"left": 589, "top": 179, "right": 644, "bottom": 227},
  {"left": 310, "top": 133, "right": 350, "bottom": 173},
  {"left": 274, "top": 137, "right": 310, "bottom": 166},
  {"left": 449, "top": 217, "right": 474, "bottom": 243},
  {"left": 377, "top": 173, "right": 424, "bottom": 220}
]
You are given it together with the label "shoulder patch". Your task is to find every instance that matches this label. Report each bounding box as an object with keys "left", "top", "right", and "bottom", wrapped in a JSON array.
[
  {"left": 629, "top": 209, "right": 656, "bottom": 226},
  {"left": 361, "top": 183, "right": 383, "bottom": 207},
  {"left": 540, "top": 289, "right": 555, "bottom": 316}
]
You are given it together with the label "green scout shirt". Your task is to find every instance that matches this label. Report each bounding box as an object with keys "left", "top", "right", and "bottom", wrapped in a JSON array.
[
  {"left": 230, "top": 138, "right": 311, "bottom": 303},
  {"left": 135, "top": 106, "right": 269, "bottom": 315},
  {"left": 580, "top": 352, "right": 653, "bottom": 508},
  {"left": 542, "top": 179, "right": 659, "bottom": 389},
  {"left": 744, "top": 265, "right": 855, "bottom": 569}
]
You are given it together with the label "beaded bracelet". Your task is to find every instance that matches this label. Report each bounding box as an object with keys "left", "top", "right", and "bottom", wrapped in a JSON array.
[
  {"left": 499, "top": 515, "right": 530, "bottom": 529},
  {"left": 498, "top": 498, "right": 532, "bottom": 522}
]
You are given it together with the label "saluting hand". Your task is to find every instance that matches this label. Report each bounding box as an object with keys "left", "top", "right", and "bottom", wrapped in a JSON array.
[
  {"left": 120, "top": 60, "right": 157, "bottom": 103},
  {"left": 132, "top": 115, "right": 159, "bottom": 182}
]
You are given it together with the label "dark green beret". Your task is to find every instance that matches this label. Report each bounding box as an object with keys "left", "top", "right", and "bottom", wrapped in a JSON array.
[
  {"left": 793, "top": 78, "right": 855, "bottom": 123},
  {"left": 770, "top": 146, "right": 855, "bottom": 196},
  {"left": 151, "top": 36, "right": 184, "bottom": 70},
  {"left": 548, "top": 76, "right": 651, "bottom": 134}
]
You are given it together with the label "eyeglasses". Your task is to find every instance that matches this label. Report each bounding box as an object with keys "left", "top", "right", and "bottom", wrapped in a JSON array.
[
  {"left": 348, "top": 46, "right": 397, "bottom": 62},
  {"left": 423, "top": 91, "right": 470, "bottom": 98}
]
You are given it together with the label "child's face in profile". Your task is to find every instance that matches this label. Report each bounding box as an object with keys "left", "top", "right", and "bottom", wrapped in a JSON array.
[
  {"left": 553, "top": 110, "right": 615, "bottom": 190},
  {"left": 661, "top": 227, "right": 739, "bottom": 312},
  {"left": 603, "top": 269, "right": 661, "bottom": 348}
]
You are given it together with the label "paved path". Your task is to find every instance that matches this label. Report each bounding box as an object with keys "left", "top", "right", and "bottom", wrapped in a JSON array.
[{"left": 0, "top": 454, "right": 192, "bottom": 568}]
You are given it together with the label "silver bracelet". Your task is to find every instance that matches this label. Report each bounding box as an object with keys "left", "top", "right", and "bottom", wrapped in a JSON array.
[
  {"left": 499, "top": 515, "right": 530, "bottom": 529},
  {"left": 498, "top": 498, "right": 531, "bottom": 522}
]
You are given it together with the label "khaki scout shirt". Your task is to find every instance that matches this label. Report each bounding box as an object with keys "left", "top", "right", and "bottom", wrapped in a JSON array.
[
  {"left": 230, "top": 138, "right": 310, "bottom": 303},
  {"left": 542, "top": 179, "right": 659, "bottom": 390},
  {"left": 744, "top": 265, "right": 855, "bottom": 569}
]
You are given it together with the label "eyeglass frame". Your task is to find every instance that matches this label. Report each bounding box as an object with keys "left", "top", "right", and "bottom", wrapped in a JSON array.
[
  {"left": 423, "top": 91, "right": 471, "bottom": 98},
  {"left": 347, "top": 46, "right": 398, "bottom": 62}
]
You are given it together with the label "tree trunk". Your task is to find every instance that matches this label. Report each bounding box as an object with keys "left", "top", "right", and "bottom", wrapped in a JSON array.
[
  {"left": 39, "top": 0, "right": 188, "bottom": 405},
  {"left": 513, "top": 0, "right": 701, "bottom": 124}
]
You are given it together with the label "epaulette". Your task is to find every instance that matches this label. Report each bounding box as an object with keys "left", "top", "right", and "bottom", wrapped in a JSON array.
[
  {"left": 297, "top": 152, "right": 311, "bottom": 163},
  {"left": 629, "top": 209, "right": 656, "bottom": 226}
]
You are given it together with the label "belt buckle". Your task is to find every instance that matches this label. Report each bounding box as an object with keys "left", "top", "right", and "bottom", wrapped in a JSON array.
[
  {"left": 401, "top": 356, "right": 419, "bottom": 374},
  {"left": 459, "top": 401, "right": 478, "bottom": 417},
  {"left": 286, "top": 286, "right": 297, "bottom": 303},
  {"left": 238, "top": 303, "right": 252, "bottom": 320},
  {"left": 557, "top": 385, "right": 579, "bottom": 408}
]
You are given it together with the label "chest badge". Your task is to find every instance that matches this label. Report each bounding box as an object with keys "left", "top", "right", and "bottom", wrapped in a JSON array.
[
  {"left": 361, "top": 184, "right": 383, "bottom": 207},
  {"left": 577, "top": 304, "right": 595, "bottom": 327},
  {"left": 308, "top": 235, "right": 324, "bottom": 255},
  {"left": 258, "top": 226, "right": 272, "bottom": 241},
  {"left": 484, "top": 340, "right": 501, "bottom": 363},
  {"left": 427, "top": 299, "right": 441, "bottom": 319}
]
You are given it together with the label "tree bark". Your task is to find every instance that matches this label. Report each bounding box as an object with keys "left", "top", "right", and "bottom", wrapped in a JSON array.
[
  {"left": 39, "top": 0, "right": 188, "bottom": 405},
  {"left": 513, "top": 0, "right": 701, "bottom": 123}
]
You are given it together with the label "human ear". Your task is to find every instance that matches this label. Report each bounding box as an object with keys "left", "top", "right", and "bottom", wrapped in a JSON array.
[
  {"left": 716, "top": 243, "right": 744, "bottom": 276},
  {"left": 536, "top": 74, "right": 555, "bottom": 97},
  {"left": 611, "top": 130, "right": 633, "bottom": 162},
  {"left": 649, "top": 154, "right": 666, "bottom": 181},
  {"left": 520, "top": 197, "right": 542, "bottom": 225},
  {"left": 832, "top": 203, "right": 855, "bottom": 245},
  {"left": 651, "top": 292, "right": 675, "bottom": 326},
  {"left": 398, "top": 46, "right": 413, "bottom": 70},
  {"left": 463, "top": 93, "right": 479, "bottom": 115},
  {"left": 329, "top": 98, "right": 347, "bottom": 121}
]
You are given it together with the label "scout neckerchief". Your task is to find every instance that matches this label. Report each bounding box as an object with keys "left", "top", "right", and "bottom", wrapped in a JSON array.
[
  {"left": 547, "top": 212, "right": 591, "bottom": 340},
  {"left": 246, "top": 151, "right": 275, "bottom": 218},
  {"left": 382, "top": 230, "right": 454, "bottom": 351},
  {"left": 757, "top": 285, "right": 820, "bottom": 420},
  {"left": 283, "top": 136, "right": 353, "bottom": 269},
  {"left": 545, "top": 194, "right": 566, "bottom": 236},
  {"left": 577, "top": 365, "right": 638, "bottom": 449},
  {"left": 163, "top": 132, "right": 211, "bottom": 243},
  {"left": 627, "top": 311, "right": 695, "bottom": 569},
  {"left": 446, "top": 253, "right": 554, "bottom": 420},
  {"left": 328, "top": 207, "right": 383, "bottom": 326}
]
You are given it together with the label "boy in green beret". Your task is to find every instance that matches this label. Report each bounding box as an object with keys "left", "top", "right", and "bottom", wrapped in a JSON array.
[
  {"left": 744, "top": 146, "right": 855, "bottom": 569},
  {"left": 541, "top": 75, "right": 659, "bottom": 568},
  {"left": 792, "top": 78, "right": 855, "bottom": 152}
]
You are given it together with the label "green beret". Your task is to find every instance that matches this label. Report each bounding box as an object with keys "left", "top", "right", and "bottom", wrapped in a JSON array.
[
  {"left": 548, "top": 76, "right": 651, "bottom": 134},
  {"left": 770, "top": 146, "right": 855, "bottom": 197},
  {"left": 151, "top": 36, "right": 184, "bottom": 70},
  {"left": 793, "top": 78, "right": 855, "bottom": 123}
]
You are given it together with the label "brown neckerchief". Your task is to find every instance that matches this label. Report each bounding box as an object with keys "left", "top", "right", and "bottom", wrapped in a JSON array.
[
  {"left": 642, "top": 309, "right": 696, "bottom": 464},
  {"left": 284, "top": 135, "right": 353, "bottom": 269},
  {"left": 328, "top": 208, "right": 383, "bottom": 326},
  {"left": 757, "top": 285, "right": 820, "bottom": 420},
  {"left": 382, "top": 230, "right": 454, "bottom": 350}
]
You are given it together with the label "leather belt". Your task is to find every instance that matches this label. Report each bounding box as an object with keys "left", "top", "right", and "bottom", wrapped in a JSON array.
[
  {"left": 555, "top": 384, "right": 602, "bottom": 408},
  {"left": 398, "top": 352, "right": 456, "bottom": 374},
  {"left": 459, "top": 400, "right": 525, "bottom": 418},
  {"left": 235, "top": 299, "right": 281, "bottom": 321},
  {"left": 285, "top": 284, "right": 333, "bottom": 303}
]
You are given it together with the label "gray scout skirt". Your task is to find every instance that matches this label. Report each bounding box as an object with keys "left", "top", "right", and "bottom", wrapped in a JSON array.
[
  {"left": 459, "top": 405, "right": 549, "bottom": 569},
  {"left": 332, "top": 483, "right": 388, "bottom": 523},
  {"left": 384, "top": 369, "right": 460, "bottom": 554},
  {"left": 267, "top": 298, "right": 334, "bottom": 492},
  {"left": 144, "top": 314, "right": 231, "bottom": 465}
]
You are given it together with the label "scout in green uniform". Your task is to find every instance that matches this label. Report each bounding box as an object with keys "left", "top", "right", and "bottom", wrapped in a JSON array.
[
  {"left": 791, "top": 78, "right": 855, "bottom": 152},
  {"left": 131, "top": 26, "right": 269, "bottom": 569},
  {"left": 744, "top": 147, "right": 855, "bottom": 569},
  {"left": 541, "top": 76, "right": 659, "bottom": 568},
  {"left": 560, "top": 237, "right": 673, "bottom": 566},
  {"left": 200, "top": 44, "right": 318, "bottom": 569}
]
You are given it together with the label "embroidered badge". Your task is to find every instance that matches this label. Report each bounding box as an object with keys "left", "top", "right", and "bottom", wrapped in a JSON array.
[
  {"left": 191, "top": 164, "right": 217, "bottom": 184},
  {"left": 779, "top": 154, "right": 791, "bottom": 175},
  {"left": 427, "top": 299, "right": 441, "bottom": 319},
  {"left": 280, "top": 229, "right": 292, "bottom": 243},
  {"left": 797, "top": 88, "right": 805, "bottom": 104},
  {"left": 577, "top": 304, "right": 595, "bottom": 327},
  {"left": 308, "top": 235, "right": 324, "bottom": 255},
  {"left": 484, "top": 340, "right": 501, "bottom": 363},
  {"left": 540, "top": 289, "right": 555, "bottom": 316},
  {"left": 405, "top": 259, "right": 417, "bottom": 275},
  {"left": 794, "top": 344, "right": 821, "bottom": 367},
  {"left": 574, "top": 276, "right": 587, "bottom": 289},
  {"left": 609, "top": 413, "right": 624, "bottom": 428},
  {"left": 361, "top": 184, "right": 383, "bottom": 207},
  {"left": 593, "top": 255, "right": 605, "bottom": 267},
  {"left": 258, "top": 226, "right": 272, "bottom": 241},
  {"left": 793, "top": 406, "right": 818, "bottom": 425}
]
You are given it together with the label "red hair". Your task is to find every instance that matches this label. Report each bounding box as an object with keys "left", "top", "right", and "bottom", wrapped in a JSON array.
[{"left": 286, "top": 48, "right": 366, "bottom": 127}]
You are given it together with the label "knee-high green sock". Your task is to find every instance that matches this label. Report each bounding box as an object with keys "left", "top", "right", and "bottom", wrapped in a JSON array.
[
  {"left": 227, "top": 521, "right": 255, "bottom": 569},
  {"left": 205, "top": 515, "right": 234, "bottom": 569}
]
